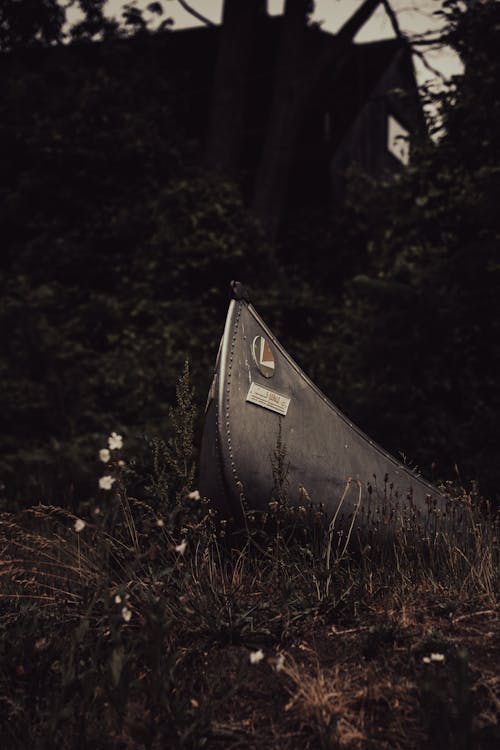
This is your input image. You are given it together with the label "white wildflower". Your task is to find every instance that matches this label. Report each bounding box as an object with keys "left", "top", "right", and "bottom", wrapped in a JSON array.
[
  {"left": 422, "top": 656, "right": 431, "bottom": 664},
  {"left": 175, "top": 540, "right": 187, "bottom": 555},
  {"left": 249, "top": 649, "right": 264, "bottom": 665},
  {"left": 275, "top": 653, "right": 285, "bottom": 672},
  {"left": 117, "top": 460, "right": 126, "bottom": 467},
  {"left": 114, "top": 594, "right": 122, "bottom": 604},
  {"left": 99, "top": 448, "right": 111, "bottom": 463},
  {"left": 156, "top": 518, "right": 164, "bottom": 528},
  {"left": 121, "top": 606, "right": 132, "bottom": 622},
  {"left": 108, "top": 432, "right": 123, "bottom": 451},
  {"left": 99, "top": 475, "right": 116, "bottom": 491},
  {"left": 430, "top": 653, "right": 445, "bottom": 663},
  {"left": 187, "top": 490, "right": 201, "bottom": 501},
  {"left": 74, "top": 518, "right": 86, "bottom": 533}
]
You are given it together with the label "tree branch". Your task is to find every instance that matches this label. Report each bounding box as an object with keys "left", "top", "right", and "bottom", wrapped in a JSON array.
[
  {"left": 310, "top": 0, "right": 383, "bottom": 90},
  {"left": 380, "top": 1, "right": 448, "bottom": 83},
  {"left": 410, "top": 37, "right": 448, "bottom": 47},
  {"left": 380, "top": 0, "right": 406, "bottom": 44},
  {"left": 176, "top": 0, "right": 215, "bottom": 27},
  {"left": 336, "top": 0, "right": 382, "bottom": 41}
]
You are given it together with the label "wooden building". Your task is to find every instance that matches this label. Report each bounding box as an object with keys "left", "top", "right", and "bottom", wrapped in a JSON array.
[
  {"left": 164, "top": 14, "right": 424, "bottom": 218},
  {"left": 2, "top": 7, "right": 424, "bottom": 227},
  {"left": 290, "top": 37, "right": 424, "bottom": 210}
]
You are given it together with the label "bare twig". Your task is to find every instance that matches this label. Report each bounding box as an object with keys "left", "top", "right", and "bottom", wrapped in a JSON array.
[
  {"left": 176, "top": 0, "right": 215, "bottom": 27},
  {"left": 451, "top": 609, "right": 497, "bottom": 624},
  {"left": 381, "top": 0, "right": 406, "bottom": 42},
  {"left": 381, "top": 0, "right": 450, "bottom": 82}
]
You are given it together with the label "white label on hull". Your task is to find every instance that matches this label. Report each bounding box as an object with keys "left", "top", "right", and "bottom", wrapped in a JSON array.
[{"left": 246, "top": 382, "right": 290, "bottom": 416}]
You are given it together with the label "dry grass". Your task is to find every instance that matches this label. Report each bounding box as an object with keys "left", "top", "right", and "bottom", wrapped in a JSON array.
[{"left": 0, "top": 484, "right": 498, "bottom": 749}]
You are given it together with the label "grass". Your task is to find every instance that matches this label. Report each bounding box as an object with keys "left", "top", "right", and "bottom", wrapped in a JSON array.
[
  {"left": 0, "top": 372, "right": 498, "bottom": 748},
  {"left": 0, "top": 479, "right": 498, "bottom": 749}
]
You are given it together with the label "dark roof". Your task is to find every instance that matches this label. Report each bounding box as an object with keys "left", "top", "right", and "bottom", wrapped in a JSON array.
[
  {"left": 164, "top": 19, "right": 415, "bottom": 152},
  {"left": 1, "top": 16, "right": 413, "bottom": 140},
  {"left": 163, "top": 18, "right": 411, "bottom": 119},
  {"left": 1, "top": 15, "right": 419, "bottom": 194}
]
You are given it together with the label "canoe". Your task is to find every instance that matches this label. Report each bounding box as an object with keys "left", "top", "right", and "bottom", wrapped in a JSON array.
[{"left": 199, "top": 281, "right": 442, "bottom": 524}]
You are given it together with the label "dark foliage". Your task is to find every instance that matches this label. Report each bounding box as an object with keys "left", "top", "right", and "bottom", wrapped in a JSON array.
[
  {"left": 0, "top": 31, "right": 272, "bottom": 506},
  {"left": 0, "top": 0, "right": 499, "bottom": 503},
  {"left": 287, "top": 1, "right": 500, "bottom": 498}
]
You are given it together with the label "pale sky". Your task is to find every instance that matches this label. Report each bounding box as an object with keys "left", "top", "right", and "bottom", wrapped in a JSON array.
[{"left": 102, "top": 0, "right": 463, "bottom": 88}]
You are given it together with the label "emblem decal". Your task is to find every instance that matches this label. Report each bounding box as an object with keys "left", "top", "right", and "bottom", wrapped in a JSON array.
[
  {"left": 252, "top": 336, "right": 275, "bottom": 378},
  {"left": 246, "top": 382, "right": 290, "bottom": 416}
]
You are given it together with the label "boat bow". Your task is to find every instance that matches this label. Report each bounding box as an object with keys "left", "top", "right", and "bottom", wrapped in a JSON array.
[{"left": 200, "top": 284, "right": 442, "bottom": 523}]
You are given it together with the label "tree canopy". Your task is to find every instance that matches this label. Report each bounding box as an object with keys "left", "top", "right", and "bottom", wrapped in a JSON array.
[
  {"left": 1, "top": 0, "right": 499, "bottom": 504},
  {"left": 323, "top": 0, "right": 500, "bottom": 495}
]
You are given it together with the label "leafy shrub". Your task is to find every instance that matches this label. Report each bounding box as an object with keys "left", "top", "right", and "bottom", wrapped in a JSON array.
[{"left": 0, "top": 37, "right": 274, "bottom": 506}]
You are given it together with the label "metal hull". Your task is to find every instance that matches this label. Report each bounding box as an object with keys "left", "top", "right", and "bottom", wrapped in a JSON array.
[{"left": 199, "top": 296, "right": 441, "bottom": 521}]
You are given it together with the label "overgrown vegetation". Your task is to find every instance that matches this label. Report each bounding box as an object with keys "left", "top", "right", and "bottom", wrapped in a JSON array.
[
  {"left": 1, "top": 2, "right": 498, "bottom": 746},
  {"left": 2, "top": 1, "right": 500, "bottom": 505},
  {"left": 0, "top": 34, "right": 272, "bottom": 505},
  {"left": 308, "top": 2, "right": 500, "bottom": 499},
  {"left": 0, "top": 374, "right": 498, "bottom": 748}
]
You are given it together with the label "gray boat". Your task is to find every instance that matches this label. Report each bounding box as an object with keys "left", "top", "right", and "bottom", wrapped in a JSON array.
[{"left": 199, "top": 282, "right": 442, "bottom": 523}]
